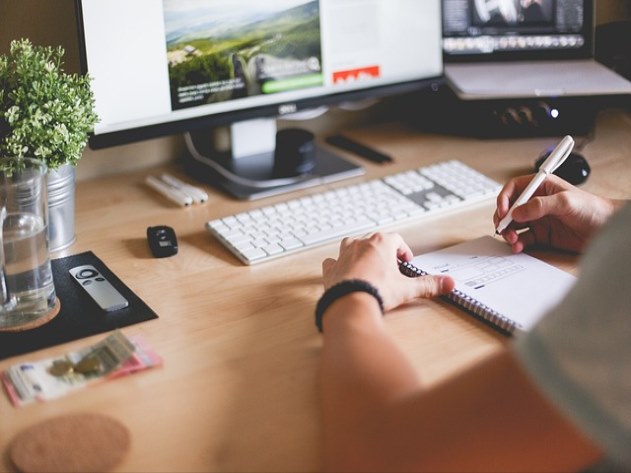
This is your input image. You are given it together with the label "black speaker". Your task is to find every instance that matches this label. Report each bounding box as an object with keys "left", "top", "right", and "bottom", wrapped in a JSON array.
[{"left": 406, "top": 83, "right": 625, "bottom": 138}]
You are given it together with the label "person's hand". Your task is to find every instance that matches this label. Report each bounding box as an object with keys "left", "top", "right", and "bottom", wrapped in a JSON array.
[
  {"left": 494, "top": 174, "right": 617, "bottom": 253},
  {"left": 321, "top": 232, "right": 454, "bottom": 311}
]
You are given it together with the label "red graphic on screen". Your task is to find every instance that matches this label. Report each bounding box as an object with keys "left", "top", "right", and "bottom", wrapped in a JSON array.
[{"left": 332, "top": 65, "right": 380, "bottom": 83}]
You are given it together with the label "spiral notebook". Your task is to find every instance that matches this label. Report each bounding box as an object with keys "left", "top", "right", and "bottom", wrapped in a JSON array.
[{"left": 399, "top": 236, "right": 576, "bottom": 335}]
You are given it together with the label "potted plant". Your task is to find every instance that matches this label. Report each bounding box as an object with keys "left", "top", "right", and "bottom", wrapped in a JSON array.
[{"left": 0, "top": 38, "right": 98, "bottom": 251}]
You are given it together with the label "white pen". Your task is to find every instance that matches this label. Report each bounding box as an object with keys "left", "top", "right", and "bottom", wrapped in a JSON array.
[
  {"left": 145, "top": 175, "right": 193, "bottom": 207},
  {"left": 495, "top": 135, "right": 575, "bottom": 235},
  {"left": 160, "top": 173, "right": 208, "bottom": 204}
]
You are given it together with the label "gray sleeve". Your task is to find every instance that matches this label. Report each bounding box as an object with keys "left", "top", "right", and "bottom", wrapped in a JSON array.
[{"left": 513, "top": 203, "right": 631, "bottom": 470}]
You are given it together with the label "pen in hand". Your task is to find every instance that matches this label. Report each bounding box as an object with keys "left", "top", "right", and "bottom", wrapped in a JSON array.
[{"left": 495, "top": 135, "right": 575, "bottom": 235}]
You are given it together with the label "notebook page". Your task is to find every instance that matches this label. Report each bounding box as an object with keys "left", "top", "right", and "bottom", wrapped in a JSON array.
[{"left": 410, "top": 236, "right": 576, "bottom": 331}]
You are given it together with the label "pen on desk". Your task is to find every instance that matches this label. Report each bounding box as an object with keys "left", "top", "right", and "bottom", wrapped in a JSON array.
[
  {"left": 325, "top": 134, "right": 393, "bottom": 164},
  {"left": 145, "top": 175, "right": 193, "bottom": 207},
  {"left": 495, "top": 135, "right": 574, "bottom": 235},
  {"left": 160, "top": 173, "right": 208, "bottom": 204}
]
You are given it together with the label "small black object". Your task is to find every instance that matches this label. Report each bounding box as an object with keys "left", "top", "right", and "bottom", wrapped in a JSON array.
[
  {"left": 273, "top": 128, "right": 316, "bottom": 177},
  {"left": 147, "top": 225, "right": 178, "bottom": 258},
  {"left": 535, "top": 150, "right": 591, "bottom": 185},
  {"left": 325, "top": 134, "right": 393, "bottom": 164}
]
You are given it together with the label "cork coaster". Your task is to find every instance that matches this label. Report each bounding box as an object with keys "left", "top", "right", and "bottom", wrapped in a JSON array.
[
  {"left": 9, "top": 413, "right": 130, "bottom": 473},
  {"left": 0, "top": 298, "right": 61, "bottom": 333}
]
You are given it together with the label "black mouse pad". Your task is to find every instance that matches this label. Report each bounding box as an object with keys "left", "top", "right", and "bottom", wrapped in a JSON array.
[{"left": 0, "top": 251, "right": 158, "bottom": 361}]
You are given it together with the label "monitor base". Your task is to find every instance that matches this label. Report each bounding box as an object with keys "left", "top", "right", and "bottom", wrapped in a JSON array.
[{"left": 183, "top": 130, "right": 365, "bottom": 201}]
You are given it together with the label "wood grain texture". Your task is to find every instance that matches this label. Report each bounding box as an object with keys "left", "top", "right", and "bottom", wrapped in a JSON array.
[{"left": 1, "top": 109, "right": 630, "bottom": 472}]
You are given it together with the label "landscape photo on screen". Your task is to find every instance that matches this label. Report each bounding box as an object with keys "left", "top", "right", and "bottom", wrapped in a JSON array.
[{"left": 163, "top": 0, "right": 323, "bottom": 110}]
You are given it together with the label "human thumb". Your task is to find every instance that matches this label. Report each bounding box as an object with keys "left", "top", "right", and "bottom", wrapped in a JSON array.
[{"left": 413, "top": 275, "right": 455, "bottom": 299}]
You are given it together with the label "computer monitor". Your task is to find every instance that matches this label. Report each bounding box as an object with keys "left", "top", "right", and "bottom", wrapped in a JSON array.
[
  {"left": 75, "top": 0, "right": 443, "bottom": 199},
  {"left": 442, "top": 0, "right": 593, "bottom": 61}
]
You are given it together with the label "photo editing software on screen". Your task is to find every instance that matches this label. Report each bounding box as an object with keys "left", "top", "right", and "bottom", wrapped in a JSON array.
[{"left": 442, "top": 0, "right": 590, "bottom": 58}]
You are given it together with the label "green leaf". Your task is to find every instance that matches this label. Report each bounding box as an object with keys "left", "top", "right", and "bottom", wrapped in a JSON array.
[{"left": 0, "top": 38, "right": 99, "bottom": 170}]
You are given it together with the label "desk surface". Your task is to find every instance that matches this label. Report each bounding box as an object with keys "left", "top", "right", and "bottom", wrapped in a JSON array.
[{"left": 2, "top": 109, "right": 630, "bottom": 472}]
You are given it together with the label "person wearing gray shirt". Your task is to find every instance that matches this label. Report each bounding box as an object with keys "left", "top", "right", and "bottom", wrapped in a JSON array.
[{"left": 315, "top": 173, "right": 628, "bottom": 471}]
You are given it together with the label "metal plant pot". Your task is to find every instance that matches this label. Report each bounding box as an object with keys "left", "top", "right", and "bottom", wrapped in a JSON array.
[{"left": 47, "top": 163, "right": 76, "bottom": 252}]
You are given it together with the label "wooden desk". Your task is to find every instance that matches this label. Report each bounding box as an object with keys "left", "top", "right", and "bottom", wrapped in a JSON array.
[{"left": 2, "top": 109, "right": 630, "bottom": 472}]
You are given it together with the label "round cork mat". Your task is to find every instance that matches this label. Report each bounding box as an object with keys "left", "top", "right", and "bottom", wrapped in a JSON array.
[
  {"left": 0, "top": 298, "right": 61, "bottom": 333},
  {"left": 9, "top": 413, "right": 130, "bottom": 473}
]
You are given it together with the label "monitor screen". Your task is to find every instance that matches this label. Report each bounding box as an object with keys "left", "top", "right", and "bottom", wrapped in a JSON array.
[
  {"left": 75, "top": 0, "right": 443, "bottom": 150},
  {"left": 442, "top": 0, "right": 593, "bottom": 61}
]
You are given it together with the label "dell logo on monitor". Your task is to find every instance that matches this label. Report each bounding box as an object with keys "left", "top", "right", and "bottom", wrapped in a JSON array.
[{"left": 278, "top": 103, "right": 298, "bottom": 115}]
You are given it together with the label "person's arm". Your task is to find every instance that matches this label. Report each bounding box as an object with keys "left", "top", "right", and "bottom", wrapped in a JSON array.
[
  {"left": 318, "top": 232, "right": 601, "bottom": 471},
  {"left": 319, "top": 307, "right": 602, "bottom": 472},
  {"left": 494, "top": 174, "right": 623, "bottom": 253}
]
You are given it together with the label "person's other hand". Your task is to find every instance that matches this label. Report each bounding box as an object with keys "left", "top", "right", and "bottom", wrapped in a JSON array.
[
  {"left": 494, "top": 174, "right": 617, "bottom": 253},
  {"left": 322, "top": 232, "right": 454, "bottom": 311}
]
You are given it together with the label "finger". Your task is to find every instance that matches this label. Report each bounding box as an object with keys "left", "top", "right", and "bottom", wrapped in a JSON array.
[
  {"left": 321, "top": 258, "right": 336, "bottom": 275},
  {"left": 499, "top": 228, "right": 526, "bottom": 253},
  {"left": 503, "top": 221, "right": 530, "bottom": 236},
  {"left": 503, "top": 228, "right": 520, "bottom": 245},
  {"left": 366, "top": 232, "right": 385, "bottom": 243},
  {"left": 340, "top": 237, "right": 354, "bottom": 249},
  {"left": 540, "top": 173, "right": 575, "bottom": 194},
  {"left": 511, "top": 240, "right": 526, "bottom": 254},
  {"left": 511, "top": 195, "right": 556, "bottom": 223},
  {"left": 496, "top": 175, "right": 533, "bottom": 216},
  {"left": 493, "top": 208, "right": 502, "bottom": 227},
  {"left": 388, "top": 233, "right": 414, "bottom": 262},
  {"left": 495, "top": 211, "right": 530, "bottom": 231},
  {"left": 515, "top": 230, "right": 537, "bottom": 252},
  {"left": 496, "top": 177, "right": 521, "bottom": 214},
  {"left": 496, "top": 181, "right": 516, "bottom": 216},
  {"left": 412, "top": 275, "right": 455, "bottom": 298},
  {"left": 366, "top": 232, "right": 412, "bottom": 263},
  {"left": 512, "top": 176, "right": 576, "bottom": 224}
]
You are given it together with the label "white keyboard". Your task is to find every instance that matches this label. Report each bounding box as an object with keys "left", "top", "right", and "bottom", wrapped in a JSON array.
[{"left": 206, "top": 160, "right": 501, "bottom": 265}]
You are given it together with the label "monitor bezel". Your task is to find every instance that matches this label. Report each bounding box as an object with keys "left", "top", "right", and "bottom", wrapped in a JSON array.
[{"left": 74, "top": 0, "right": 444, "bottom": 150}]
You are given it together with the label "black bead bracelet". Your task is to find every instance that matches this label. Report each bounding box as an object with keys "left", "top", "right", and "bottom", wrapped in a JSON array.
[{"left": 315, "top": 279, "right": 384, "bottom": 333}]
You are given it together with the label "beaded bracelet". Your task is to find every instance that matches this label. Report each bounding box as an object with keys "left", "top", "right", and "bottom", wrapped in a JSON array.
[{"left": 315, "top": 279, "right": 384, "bottom": 333}]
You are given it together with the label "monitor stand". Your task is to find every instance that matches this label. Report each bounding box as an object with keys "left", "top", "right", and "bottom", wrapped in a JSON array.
[{"left": 183, "top": 118, "right": 364, "bottom": 200}]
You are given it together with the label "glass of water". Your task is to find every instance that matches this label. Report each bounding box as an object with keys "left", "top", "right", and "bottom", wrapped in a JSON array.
[{"left": 0, "top": 158, "right": 57, "bottom": 332}]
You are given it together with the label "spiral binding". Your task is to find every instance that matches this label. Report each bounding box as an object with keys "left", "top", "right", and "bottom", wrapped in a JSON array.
[{"left": 399, "top": 261, "right": 518, "bottom": 335}]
